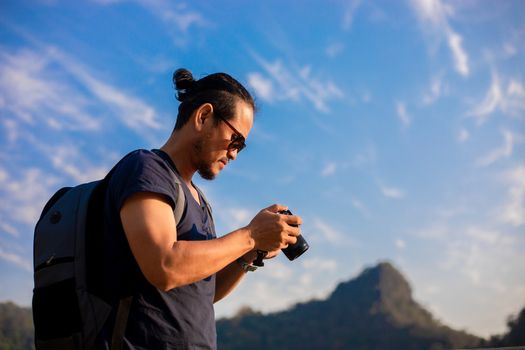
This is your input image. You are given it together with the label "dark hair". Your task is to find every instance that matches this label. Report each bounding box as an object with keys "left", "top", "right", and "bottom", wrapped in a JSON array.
[{"left": 172, "top": 68, "right": 255, "bottom": 130}]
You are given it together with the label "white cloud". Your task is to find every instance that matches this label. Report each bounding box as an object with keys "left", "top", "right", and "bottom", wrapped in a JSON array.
[
  {"left": 219, "top": 207, "right": 255, "bottom": 232},
  {"left": 447, "top": 31, "right": 469, "bottom": 77},
  {"left": 500, "top": 165, "right": 525, "bottom": 227},
  {"left": 441, "top": 226, "right": 518, "bottom": 285},
  {"left": 351, "top": 145, "right": 377, "bottom": 168},
  {"left": 0, "top": 37, "right": 139, "bottom": 258},
  {"left": 302, "top": 257, "right": 338, "bottom": 272},
  {"left": 92, "top": 0, "right": 208, "bottom": 41},
  {"left": 342, "top": 0, "right": 362, "bottom": 31},
  {"left": 396, "top": 101, "right": 411, "bottom": 127},
  {"left": 0, "top": 222, "right": 19, "bottom": 237},
  {"left": 134, "top": 54, "right": 174, "bottom": 74},
  {"left": 240, "top": 280, "right": 292, "bottom": 313},
  {"left": 0, "top": 247, "right": 31, "bottom": 272},
  {"left": 463, "top": 227, "right": 503, "bottom": 245},
  {"left": 215, "top": 255, "right": 341, "bottom": 320},
  {"left": 423, "top": 73, "right": 446, "bottom": 105},
  {"left": 250, "top": 54, "right": 344, "bottom": 113},
  {"left": 0, "top": 169, "right": 7, "bottom": 182},
  {"left": 503, "top": 43, "right": 517, "bottom": 58},
  {"left": 0, "top": 49, "right": 100, "bottom": 133},
  {"left": 50, "top": 48, "right": 162, "bottom": 131},
  {"left": 247, "top": 72, "right": 274, "bottom": 102},
  {"left": 379, "top": 182, "right": 405, "bottom": 199},
  {"left": 263, "top": 260, "right": 293, "bottom": 280},
  {"left": 0, "top": 167, "right": 61, "bottom": 226},
  {"left": 469, "top": 73, "right": 503, "bottom": 123},
  {"left": 361, "top": 91, "right": 372, "bottom": 103},
  {"left": 0, "top": 46, "right": 164, "bottom": 145},
  {"left": 49, "top": 145, "right": 109, "bottom": 183},
  {"left": 457, "top": 128, "right": 470, "bottom": 143},
  {"left": 351, "top": 197, "right": 371, "bottom": 218},
  {"left": 325, "top": 42, "right": 345, "bottom": 58},
  {"left": 395, "top": 239, "right": 406, "bottom": 249},
  {"left": 410, "top": 0, "right": 453, "bottom": 26},
  {"left": 475, "top": 129, "right": 517, "bottom": 167},
  {"left": 162, "top": 8, "right": 206, "bottom": 33},
  {"left": 435, "top": 204, "right": 470, "bottom": 220},
  {"left": 311, "top": 217, "right": 348, "bottom": 245},
  {"left": 21, "top": 130, "right": 115, "bottom": 184},
  {"left": 91, "top": 0, "right": 122, "bottom": 4},
  {"left": 506, "top": 80, "right": 525, "bottom": 113},
  {"left": 468, "top": 73, "right": 525, "bottom": 124},
  {"left": 321, "top": 162, "right": 337, "bottom": 177},
  {"left": 413, "top": 224, "right": 451, "bottom": 240},
  {"left": 410, "top": 0, "right": 470, "bottom": 77},
  {"left": 299, "top": 273, "right": 313, "bottom": 287},
  {"left": 411, "top": 221, "right": 525, "bottom": 336}
]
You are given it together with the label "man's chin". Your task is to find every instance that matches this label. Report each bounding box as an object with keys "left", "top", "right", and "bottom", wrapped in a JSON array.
[{"left": 197, "top": 167, "right": 217, "bottom": 181}]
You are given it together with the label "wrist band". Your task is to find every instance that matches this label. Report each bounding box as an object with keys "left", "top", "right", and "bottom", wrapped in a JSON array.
[{"left": 236, "top": 257, "right": 257, "bottom": 272}]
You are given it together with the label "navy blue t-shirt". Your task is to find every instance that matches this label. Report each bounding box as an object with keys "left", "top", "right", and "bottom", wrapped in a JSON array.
[{"left": 101, "top": 149, "right": 217, "bottom": 350}]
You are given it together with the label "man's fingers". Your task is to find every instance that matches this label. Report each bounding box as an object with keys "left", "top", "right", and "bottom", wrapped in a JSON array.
[
  {"left": 286, "top": 235, "right": 298, "bottom": 246},
  {"left": 265, "top": 203, "right": 288, "bottom": 213},
  {"left": 286, "top": 226, "right": 301, "bottom": 238},
  {"left": 283, "top": 214, "right": 302, "bottom": 226},
  {"left": 264, "top": 249, "right": 281, "bottom": 260}
]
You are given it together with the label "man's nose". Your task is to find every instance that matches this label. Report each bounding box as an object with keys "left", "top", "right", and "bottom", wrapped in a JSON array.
[{"left": 227, "top": 148, "right": 238, "bottom": 161}]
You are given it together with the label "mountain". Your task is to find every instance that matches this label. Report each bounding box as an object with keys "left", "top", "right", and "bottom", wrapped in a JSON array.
[
  {"left": 216, "top": 262, "right": 482, "bottom": 350},
  {"left": 2, "top": 262, "right": 524, "bottom": 349},
  {"left": 0, "top": 301, "right": 34, "bottom": 350}
]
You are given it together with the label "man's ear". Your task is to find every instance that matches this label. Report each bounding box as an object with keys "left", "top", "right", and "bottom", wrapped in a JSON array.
[{"left": 193, "top": 103, "right": 214, "bottom": 131}]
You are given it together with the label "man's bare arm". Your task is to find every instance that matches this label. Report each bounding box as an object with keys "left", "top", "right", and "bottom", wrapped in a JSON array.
[{"left": 120, "top": 192, "right": 300, "bottom": 292}]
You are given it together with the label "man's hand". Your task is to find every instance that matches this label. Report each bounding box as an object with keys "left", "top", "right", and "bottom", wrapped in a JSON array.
[
  {"left": 246, "top": 204, "right": 302, "bottom": 252},
  {"left": 263, "top": 248, "right": 281, "bottom": 260}
]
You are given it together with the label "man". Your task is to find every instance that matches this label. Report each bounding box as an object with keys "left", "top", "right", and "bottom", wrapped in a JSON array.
[{"left": 99, "top": 68, "right": 302, "bottom": 349}]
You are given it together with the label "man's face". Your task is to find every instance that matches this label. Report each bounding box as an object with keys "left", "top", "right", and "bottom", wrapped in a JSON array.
[{"left": 194, "top": 100, "right": 253, "bottom": 180}]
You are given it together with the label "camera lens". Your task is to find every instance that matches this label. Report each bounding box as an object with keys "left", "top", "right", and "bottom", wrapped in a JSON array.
[
  {"left": 279, "top": 209, "right": 309, "bottom": 261},
  {"left": 282, "top": 234, "right": 309, "bottom": 260}
]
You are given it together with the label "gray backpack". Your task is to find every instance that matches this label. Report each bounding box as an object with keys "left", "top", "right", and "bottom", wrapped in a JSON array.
[{"left": 32, "top": 149, "right": 210, "bottom": 349}]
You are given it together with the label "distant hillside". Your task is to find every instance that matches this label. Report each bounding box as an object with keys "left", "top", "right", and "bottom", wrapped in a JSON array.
[
  {"left": 0, "top": 301, "right": 33, "bottom": 350},
  {"left": 217, "top": 262, "right": 482, "bottom": 350},
  {"left": 2, "top": 262, "right": 524, "bottom": 349}
]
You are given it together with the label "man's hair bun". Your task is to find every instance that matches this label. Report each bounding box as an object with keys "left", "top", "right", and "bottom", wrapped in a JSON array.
[
  {"left": 171, "top": 67, "right": 255, "bottom": 131},
  {"left": 173, "top": 68, "right": 196, "bottom": 102}
]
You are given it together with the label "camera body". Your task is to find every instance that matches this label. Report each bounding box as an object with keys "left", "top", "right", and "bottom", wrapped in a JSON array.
[
  {"left": 279, "top": 209, "right": 309, "bottom": 261},
  {"left": 253, "top": 209, "right": 309, "bottom": 267}
]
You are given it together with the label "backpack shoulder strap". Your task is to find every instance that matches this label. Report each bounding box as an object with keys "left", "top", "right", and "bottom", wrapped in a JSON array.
[
  {"left": 150, "top": 149, "right": 186, "bottom": 225},
  {"left": 173, "top": 180, "right": 185, "bottom": 225},
  {"left": 193, "top": 184, "right": 215, "bottom": 230}
]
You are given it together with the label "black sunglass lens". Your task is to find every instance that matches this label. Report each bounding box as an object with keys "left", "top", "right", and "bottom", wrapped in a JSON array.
[{"left": 229, "top": 139, "right": 245, "bottom": 152}]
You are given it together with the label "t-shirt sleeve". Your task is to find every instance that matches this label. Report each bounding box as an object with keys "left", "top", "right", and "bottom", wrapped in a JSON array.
[{"left": 109, "top": 150, "right": 180, "bottom": 212}]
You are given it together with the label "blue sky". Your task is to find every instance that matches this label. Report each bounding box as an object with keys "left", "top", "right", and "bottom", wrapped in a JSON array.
[{"left": 1, "top": 0, "right": 524, "bottom": 338}]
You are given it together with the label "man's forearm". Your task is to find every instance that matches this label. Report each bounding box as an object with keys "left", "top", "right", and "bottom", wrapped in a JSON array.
[{"left": 214, "top": 251, "right": 257, "bottom": 303}]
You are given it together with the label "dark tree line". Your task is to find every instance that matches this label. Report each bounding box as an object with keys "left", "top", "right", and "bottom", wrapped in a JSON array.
[{"left": 0, "top": 302, "right": 33, "bottom": 350}]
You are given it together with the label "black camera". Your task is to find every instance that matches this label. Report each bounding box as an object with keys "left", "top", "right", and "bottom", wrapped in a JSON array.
[
  {"left": 279, "top": 209, "right": 309, "bottom": 261},
  {"left": 253, "top": 209, "right": 309, "bottom": 266}
]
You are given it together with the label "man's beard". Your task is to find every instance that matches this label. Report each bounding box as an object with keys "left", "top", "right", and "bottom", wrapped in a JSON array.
[{"left": 194, "top": 136, "right": 216, "bottom": 180}]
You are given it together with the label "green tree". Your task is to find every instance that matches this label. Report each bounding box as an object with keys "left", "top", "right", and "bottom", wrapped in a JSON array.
[{"left": 0, "top": 302, "right": 34, "bottom": 350}]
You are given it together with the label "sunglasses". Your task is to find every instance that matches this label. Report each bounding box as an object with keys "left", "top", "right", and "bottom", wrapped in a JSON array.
[{"left": 217, "top": 115, "right": 246, "bottom": 153}]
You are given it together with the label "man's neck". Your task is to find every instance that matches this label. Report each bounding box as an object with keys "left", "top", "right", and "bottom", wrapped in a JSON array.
[{"left": 160, "top": 133, "right": 195, "bottom": 187}]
